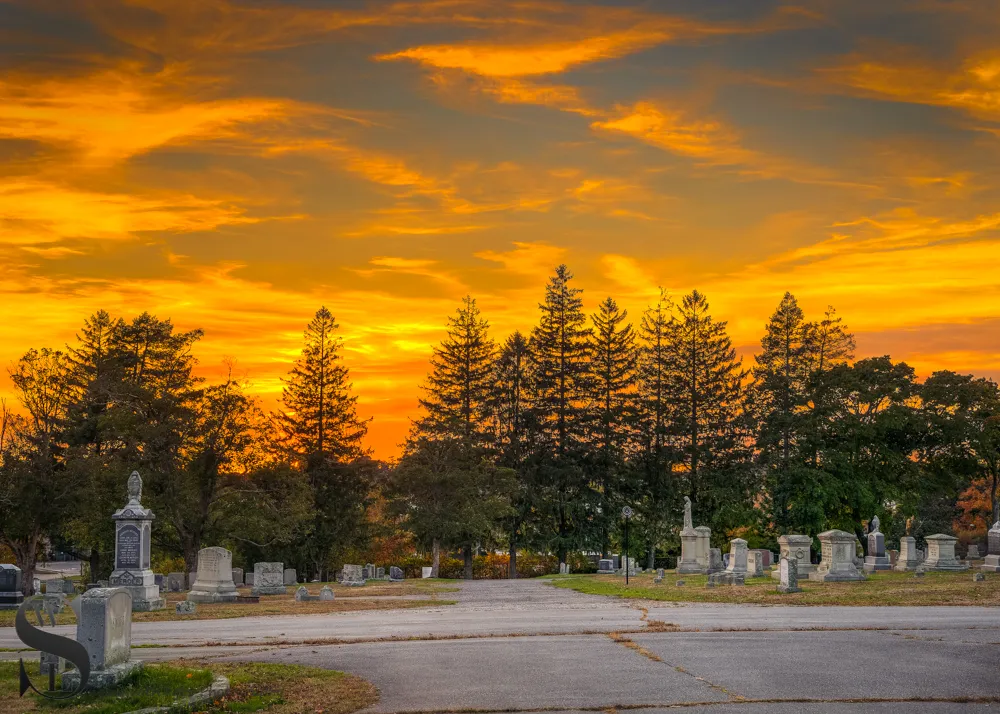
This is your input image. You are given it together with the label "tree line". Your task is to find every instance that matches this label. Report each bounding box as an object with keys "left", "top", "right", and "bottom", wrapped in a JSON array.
[{"left": 1, "top": 265, "right": 997, "bottom": 591}]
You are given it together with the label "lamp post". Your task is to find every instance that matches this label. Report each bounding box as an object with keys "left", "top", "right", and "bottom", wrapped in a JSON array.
[{"left": 622, "top": 506, "right": 633, "bottom": 585}]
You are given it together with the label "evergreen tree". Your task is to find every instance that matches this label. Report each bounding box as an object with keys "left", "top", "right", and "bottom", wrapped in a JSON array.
[
  {"left": 529, "top": 265, "right": 592, "bottom": 564},
  {"left": 664, "top": 290, "right": 749, "bottom": 533},
  {"left": 587, "top": 297, "right": 638, "bottom": 557}
]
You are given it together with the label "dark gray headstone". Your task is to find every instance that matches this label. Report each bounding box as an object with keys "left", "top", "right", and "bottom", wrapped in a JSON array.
[
  {"left": 389, "top": 566, "right": 404, "bottom": 581},
  {"left": 0, "top": 564, "right": 21, "bottom": 592},
  {"left": 116, "top": 524, "right": 141, "bottom": 569}
]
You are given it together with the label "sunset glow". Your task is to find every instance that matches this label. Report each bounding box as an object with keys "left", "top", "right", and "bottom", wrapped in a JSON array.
[{"left": 3, "top": 0, "right": 1000, "bottom": 458}]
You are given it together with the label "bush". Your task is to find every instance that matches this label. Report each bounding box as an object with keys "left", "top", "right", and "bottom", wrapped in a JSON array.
[{"left": 151, "top": 554, "right": 186, "bottom": 575}]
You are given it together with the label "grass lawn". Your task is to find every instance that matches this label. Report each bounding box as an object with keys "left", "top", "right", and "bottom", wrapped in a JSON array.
[
  {"left": 0, "top": 659, "right": 377, "bottom": 714},
  {"left": 550, "top": 569, "right": 1000, "bottom": 606},
  {"left": 0, "top": 580, "right": 458, "bottom": 627}
]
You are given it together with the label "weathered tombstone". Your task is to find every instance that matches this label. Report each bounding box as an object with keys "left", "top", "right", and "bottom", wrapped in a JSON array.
[
  {"left": 696, "top": 526, "right": 713, "bottom": 572},
  {"left": 365, "top": 563, "right": 376, "bottom": 580},
  {"left": 677, "top": 497, "right": 703, "bottom": 574},
  {"left": 251, "top": 562, "right": 287, "bottom": 595},
  {"left": 295, "top": 586, "right": 319, "bottom": 602},
  {"left": 153, "top": 573, "right": 164, "bottom": 588},
  {"left": 726, "top": 538, "right": 749, "bottom": 576},
  {"left": 895, "top": 536, "right": 921, "bottom": 571},
  {"left": 656, "top": 568, "right": 665, "bottom": 579},
  {"left": 231, "top": 568, "right": 244, "bottom": 586},
  {"left": 675, "top": 580, "right": 685, "bottom": 587},
  {"left": 0, "top": 564, "right": 24, "bottom": 610},
  {"left": 188, "top": 547, "right": 239, "bottom": 603},
  {"left": 342, "top": 564, "right": 365, "bottom": 586},
  {"left": 887, "top": 549, "right": 898, "bottom": 566},
  {"left": 558, "top": 563, "right": 568, "bottom": 575},
  {"left": 320, "top": 585, "right": 335, "bottom": 601},
  {"left": 283, "top": 568, "right": 297, "bottom": 586},
  {"left": 982, "top": 521, "right": 1000, "bottom": 573},
  {"left": 750, "top": 549, "right": 772, "bottom": 569},
  {"left": 708, "top": 548, "right": 723, "bottom": 574},
  {"left": 923, "top": 534, "right": 969, "bottom": 571},
  {"left": 722, "top": 553, "right": 730, "bottom": 569},
  {"left": 175, "top": 600, "right": 197, "bottom": 614},
  {"left": 811, "top": 530, "right": 865, "bottom": 581},
  {"left": 746, "top": 551, "right": 764, "bottom": 578},
  {"left": 967, "top": 544, "right": 981, "bottom": 559},
  {"left": 598, "top": 559, "right": 615, "bottom": 573},
  {"left": 245, "top": 572, "right": 255, "bottom": 586},
  {"left": 772, "top": 535, "right": 814, "bottom": 580},
  {"left": 48, "top": 579, "right": 76, "bottom": 595},
  {"left": 864, "top": 516, "right": 891, "bottom": 572},
  {"left": 62, "top": 587, "right": 142, "bottom": 690},
  {"left": 777, "top": 557, "right": 801, "bottom": 594},
  {"left": 32, "top": 577, "right": 41, "bottom": 595},
  {"left": 421, "top": 566, "right": 433, "bottom": 579},
  {"left": 389, "top": 566, "right": 404, "bottom": 581},
  {"left": 974, "top": 572, "right": 986, "bottom": 582},
  {"left": 611, "top": 554, "right": 621, "bottom": 570},
  {"left": 708, "top": 571, "right": 745, "bottom": 586},
  {"left": 109, "top": 471, "right": 165, "bottom": 611},
  {"left": 167, "top": 572, "right": 186, "bottom": 592}
]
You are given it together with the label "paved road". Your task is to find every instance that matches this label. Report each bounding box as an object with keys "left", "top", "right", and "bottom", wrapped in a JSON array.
[{"left": 3, "top": 579, "right": 999, "bottom": 712}]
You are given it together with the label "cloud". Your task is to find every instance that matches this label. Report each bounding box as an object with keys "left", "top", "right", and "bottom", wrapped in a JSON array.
[{"left": 475, "top": 241, "right": 568, "bottom": 277}]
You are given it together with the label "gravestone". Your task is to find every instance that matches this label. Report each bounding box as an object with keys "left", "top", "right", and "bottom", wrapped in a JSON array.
[
  {"left": 777, "top": 557, "right": 802, "bottom": 594},
  {"left": 675, "top": 580, "right": 685, "bottom": 587},
  {"left": 696, "top": 526, "right": 713, "bottom": 572},
  {"left": 722, "top": 554, "right": 730, "bottom": 569},
  {"left": 887, "top": 549, "right": 898, "bottom": 566},
  {"left": 188, "top": 571, "right": 197, "bottom": 589},
  {"left": 245, "top": 572, "right": 255, "bottom": 586},
  {"left": 895, "top": 536, "right": 921, "bottom": 571},
  {"left": 283, "top": 568, "right": 297, "bottom": 586},
  {"left": 864, "top": 516, "right": 891, "bottom": 572},
  {"left": 974, "top": 572, "right": 986, "bottom": 582},
  {"left": 611, "top": 555, "right": 621, "bottom": 570},
  {"left": 982, "top": 521, "right": 1000, "bottom": 573},
  {"left": 708, "top": 548, "right": 723, "bottom": 574},
  {"left": 677, "top": 496, "right": 703, "bottom": 574},
  {"left": 295, "top": 586, "right": 319, "bottom": 602},
  {"left": 62, "top": 587, "right": 142, "bottom": 690},
  {"left": 421, "top": 566, "right": 432, "bottom": 579},
  {"left": 33, "top": 577, "right": 41, "bottom": 595},
  {"left": 108, "top": 471, "right": 164, "bottom": 611},
  {"left": 153, "top": 574, "right": 164, "bottom": 589},
  {"left": 726, "top": 538, "right": 748, "bottom": 576},
  {"left": 231, "top": 568, "right": 244, "bottom": 586},
  {"left": 598, "top": 559, "right": 615, "bottom": 573},
  {"left": 167, "top": 572, "right": 185, "bottom": 592},
  {"left": 389, "top": 566, "right": 404, "bottom": 581},
  {"left": 707, "top": 571, "right": 745, "bottom": 586},
  {"left": 968, "top": 544, "right": 981, "bottom": 559},
  {"left": 251, "top": 562, "right": 287, "bottom": 595},
  {"left": 376, "top": 566, "right": 386, "bottom": 579},
  {"left": 558, "top": 563, "right": 569, "bottom": 575},
  {"left": 320, "top": 585, "right": 335, "bottom": 601},
  {"left": 750, "top": 549, "right": 772, "bottom": 568},
  {"left": 772, "top": 535, "right": 814, "bottom": 580},
  {"left": 746, "top": 551, "right": 764, "bottom": 578},
  {"left": 175, "top": 600, "right": 197, "bottom": 614},
  {"left": 365, "top": 563, "right": 376, "bottom": 580},
  {"left": 811, "top": 530, "right": 865, "bottom": 581},
  {"left": 342, "top": 564, "right": 365, "bottom": 586},
  {"left": 0, "top": 564, "right": 24, "bottom": 610},
  {"left": 48, "top": 579, "right": 76, "bottom": 595},
  {"left": 923, "top": 534, "right": 969, "bottom": 571},
  {"left": 188, "top": 547, "right": 239, "bottom": 603}
]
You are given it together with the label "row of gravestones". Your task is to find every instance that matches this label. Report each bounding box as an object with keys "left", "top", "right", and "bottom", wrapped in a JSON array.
[{"left": 338, "top": 563, "right": 405, "bottom": 586}]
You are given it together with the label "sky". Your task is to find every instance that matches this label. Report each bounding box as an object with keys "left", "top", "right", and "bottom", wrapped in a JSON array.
[{"left": 2, "top": 0, "right": 1000, "bottom": 458}]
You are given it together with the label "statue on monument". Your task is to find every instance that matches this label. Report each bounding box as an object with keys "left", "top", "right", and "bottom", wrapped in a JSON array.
[
  {"left": 683, "top": 496, "right": 693, "bottom": 532},
  {"left": 870, "top": 515, "right": 880, "bottom": 534},
  {"left": 126, "top": 471, "right": 142, "bottom": 505}
]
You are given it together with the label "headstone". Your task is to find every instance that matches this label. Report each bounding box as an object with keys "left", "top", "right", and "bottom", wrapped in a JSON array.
[
  {"left": 559, "top": 562, "right": 570, "bottom": 575},
  {"left": 864, "top": 518, "right": 891, "bottom": 572},
  {"left": 598, "top": 559, "right": 615, "bottom": 573},
  {"left": 376, "top": 566, "right": 386, "bottom": 579},
  {"left": 283, "top": 568, "right": 297, "bottom": 586},
  {"left": 887, "top": 549, "right": 898, "bottom": 566},
  {"left": 746, "top": 551, "right": 764, "bottom": 578},
  {"left": 421, "top": 566, "right": 433, "bottom": 579},
  {"left": 342, "top": 564, "right": 365, "bottom": 586},
  {"left": 656, "top": 568, "right": 665, "bottom": 579},
  {"left": 811, "top": 530, "right": 865, "bottom": 581},
  {"left": 167, "top": 572, "right": 185, "bottom": 592},
  {"left": 771, "top": 535, "right": 814, "bottom": 580},
  {"left": 231, "top": 568, "right": 244, "bottom": 586},
  {"left": 62, "top": 587, "right": 143, "bottom": 690},
  {"left": 777, "top": 557, "right": 801, "bottom": 594},
  {"left": 974, "top": 572, "right": 986, "bottom": 582},
  {"left": 153, "top": 574, "right": 164, "bottom": 588},
  {"left": 967, "top": 545, "right": 981, "bottom": 559},
  {"left": 675, "top": 580, "right": 685, "bottom": 587},
  {"left": 235, "top": 595, "right": 259, "bottom": 604},
  {"left": 895, "top": 536, "right": 921, "bottom": 571},
  {"left": 251, "top": 562, "right": 287, "bottom": 595},
  {"left": 707, "top": 571, "right": 745, "bottom": 586},
  {"left": 188, "top": 547, "right": 239, "bottom": 603},
  {"left": 722, "top": 553, "right": 730, "bottom": 569},
  {"left": 108, "top": 471, "right": 164, "bottom": 611},
  {"left": 726, "top": 538, "right": 748, "bottom": 576},
  {"left": 365, "top": 563, "right": 376, "bottom": 580},
  {"left": 923, "top": 534, "right": 969, "bottom": 571},
  {"left": 295, "top": 586, "right": 319, "bottom": 602},
  {"left": 982, "top": 521, "right": 1000, "bottom": 573},
  {"left": 389, "top": 566, "right": 404, "bottom": 581},
  {"left": 696, "top": 527, "right": 714, "bottom": 572},
  {"left": 32, "top": 577, "right": 41, "bottom": 595},
  {"left": 750, "top": 549, "right": 772, "bottom": 568},
  {"left": 678, "top": 497, "right": 703, "bottom": 574},
  {"left": 708, "top": 548, "right": 723, "bottom": 574},
  {"left": 0, "top": 564, "right": 24, "bottom": 610},
  {"left": 188, "top": 571, "right": 197, "bottom": 589},
  {"left": 245, "top": 572, "right": 255, "bottom": 586},
  {"left": 320, "top": 585, "right": 335, "bottom": 601},
  {"left": 48, "top": 579, "right": 76, "bottom": 594},
  {"left": 175, "top": 600, "right": 197, "bottom": 614}
]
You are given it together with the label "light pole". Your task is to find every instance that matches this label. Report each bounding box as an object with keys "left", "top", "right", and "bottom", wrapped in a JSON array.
[{"left": 622, "top": 506, "right": 633, "bottom": 585}]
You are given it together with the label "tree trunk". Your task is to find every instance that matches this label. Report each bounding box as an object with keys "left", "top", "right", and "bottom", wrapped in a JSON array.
[
  {"left": 463, "top": 545, "right": 473, "bottom": 580},
  {"left": 647, "top": 544, "right": 655, "bottom": 570},
  {"left": 508, "top": 536, "right": 518, "bottom": 580},
  {"left": 431, "top": 539, "right": 441, "bottom": 578},
  {"left": 12, "top": 532, "right": 41, "bottom": 596},
  {"left": 558, "top": 545, "right": 567, "bottom": 569},
  {"left": 90, "top": 547, "right": 101, "bottom": 583}
]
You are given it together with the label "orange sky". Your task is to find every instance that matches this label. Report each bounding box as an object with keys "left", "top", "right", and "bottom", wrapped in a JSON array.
[{"left": 2, "top": 0, "right": 1000, "bottom": 458}]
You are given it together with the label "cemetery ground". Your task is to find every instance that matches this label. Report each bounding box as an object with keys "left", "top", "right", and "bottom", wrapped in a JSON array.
[{"left": 553, "top": 569, "right": 1000, "bottom": 606}]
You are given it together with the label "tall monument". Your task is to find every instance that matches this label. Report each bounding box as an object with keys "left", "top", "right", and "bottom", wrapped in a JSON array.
[{"left": 108, "top": 472, "right": 164, "bottom": 611}]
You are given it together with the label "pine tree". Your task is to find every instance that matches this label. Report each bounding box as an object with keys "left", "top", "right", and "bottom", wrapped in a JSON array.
[
  {"left": 587, "top": 297, "right": 638, "bottom": 556},
  {"left": 415, "top": 295, "right": 496, "bottom": 446},
  {"left": 665, "top": 290, "right": 748, "bottom": 531},
  {"left": 529, "top": 265, "right": 592, "bottom": 564},
  {"left": 278, "top": 307, "right": 368, "bottom": 463}
]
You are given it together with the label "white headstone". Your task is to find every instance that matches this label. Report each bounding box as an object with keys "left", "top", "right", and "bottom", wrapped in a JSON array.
[
  {"left": 923, "top": 534, "right": 968, "bottom": 571},
  {"left": 62, "top": 587, "right": 143, "bottom": 690},
  {"left": 726, "top": 538, "right": 748, "bottom": 575},
  {"left": 188, "top": 547, "right": 239, "bottom": 603},
  {"left": 811, "top": 530, "right": 865, "bottom": 581}
]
